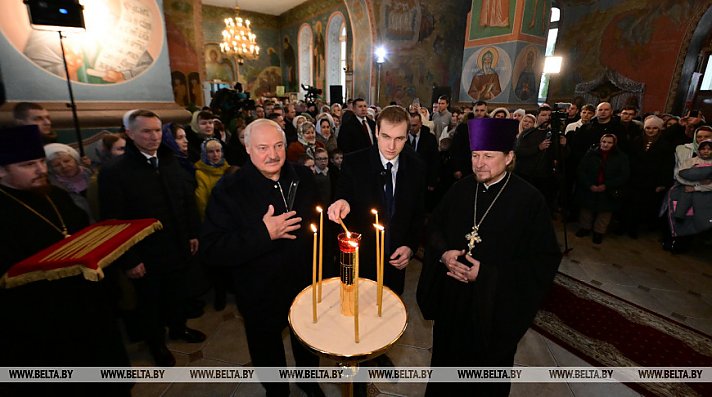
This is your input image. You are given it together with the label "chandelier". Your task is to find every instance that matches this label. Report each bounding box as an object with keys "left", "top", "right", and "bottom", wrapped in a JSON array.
[{"left": 220, "top": 4, "right": 260, "bottom": 63}]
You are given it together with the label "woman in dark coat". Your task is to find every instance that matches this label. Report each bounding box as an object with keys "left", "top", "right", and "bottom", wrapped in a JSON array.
[
  {"left": 575, "top": 133, "right": 630, "bottom": 243},
  {"left": 621, "top": 116, "right": 674, "bottom": 237}
]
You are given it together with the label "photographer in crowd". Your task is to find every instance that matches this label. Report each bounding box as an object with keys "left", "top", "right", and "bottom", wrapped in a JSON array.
[{"left": 514, "top": 105, "right": 568, "bottom": 215}]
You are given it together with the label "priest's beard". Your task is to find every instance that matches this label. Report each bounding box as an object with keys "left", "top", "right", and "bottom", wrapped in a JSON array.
[{"left": 29, "top": 176, "right": 52, "bottom": 195}]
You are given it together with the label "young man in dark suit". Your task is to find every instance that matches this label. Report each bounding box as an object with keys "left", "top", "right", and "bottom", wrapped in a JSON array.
[
  {"left": 328, "top": 105, "right": 426, "bottom": 371},
  {"left": 329, "top": 105, "right": 426, "bottom": 294}
]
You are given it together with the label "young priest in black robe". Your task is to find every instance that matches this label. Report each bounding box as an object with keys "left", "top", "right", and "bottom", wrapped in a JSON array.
[{"left": 417, "top": 118, "right": 562, "bottom": 396}]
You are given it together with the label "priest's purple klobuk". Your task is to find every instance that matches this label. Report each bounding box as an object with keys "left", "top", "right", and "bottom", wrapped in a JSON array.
[{"left": 467, "top": 118, "right": 519, "bottom": 152}]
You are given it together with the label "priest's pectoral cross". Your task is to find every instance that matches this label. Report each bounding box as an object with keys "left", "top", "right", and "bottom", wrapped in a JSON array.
[{"left": 465, "top": 225, "right": 482, "bottom": 256}]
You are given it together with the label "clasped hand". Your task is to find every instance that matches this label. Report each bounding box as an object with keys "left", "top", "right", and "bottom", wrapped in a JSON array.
[{"left": 441, "top": 249, "right": 480, "bottom": 283}]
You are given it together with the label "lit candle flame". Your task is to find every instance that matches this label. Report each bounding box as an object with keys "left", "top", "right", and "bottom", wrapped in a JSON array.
[
  {"left": 373, "top": 223, "right": 384, "bottom": 231},
  {"left": 348, "top": 241, "right": 359, "bottom": 248},
  {"left": 311, "top": 224, "right": 317, "bottom": 233},
  {"left": 371, "top": 209, "right": 378, "bottom": 215},
  {"left": 316, "top": 206, "right": 323, "bottom": 213}
]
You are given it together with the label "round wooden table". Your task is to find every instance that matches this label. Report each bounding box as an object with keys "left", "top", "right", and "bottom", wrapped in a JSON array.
[{"left": 289, "top": 277, "right": 408, "bottom": 396}]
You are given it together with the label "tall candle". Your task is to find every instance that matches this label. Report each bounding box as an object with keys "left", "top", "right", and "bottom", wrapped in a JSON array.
[
  {"left": 379, "top": 228, "right": 385, "bottom": 316},
  {"left": 316, "top": 206, "right": 324, "bottom": 302},
  {"left": 311, "top": 224, "right": 317, "bottom": 323},
  {"left": 354, "top": 244, "right": 360, "bottom": 343}
]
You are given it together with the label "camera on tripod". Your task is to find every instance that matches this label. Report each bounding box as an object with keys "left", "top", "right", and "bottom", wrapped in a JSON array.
[
  {"left": 301, "top": 84, "right": 322, "bottom": 105},
  {"left": 550, "top": 102, "right": 571, "bottom": 135}
]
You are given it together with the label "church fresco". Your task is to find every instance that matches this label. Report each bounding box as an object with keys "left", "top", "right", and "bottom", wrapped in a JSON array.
[
  {"left": 281, "top": 0, "right": 353, "bottom": 99},
  {"left": 373, "top": 0, "right": 471, "bottom": 106},
  {"left": 521, "top": 0, "right": 550, "bottom": 37},
  {"left": 460, "top": 45, "right": 512, "bottom": 103},
  {"left": 468, "top": 0, "right": 516, "bottom": 41},
  {"left": 202, "top": 5, "right": 281, "bottom": 98},
  {"left": 0, "top": 0, "right": 163, "bottom": 85},
  {"left": 0, "top": 0, "right": 173, "bottom": 102},
  {"left": 548, "top": 0, "right": 699, "bottom": 112},
  {"left": 512, "top": 44, "right": 543, "bottom": 102}
]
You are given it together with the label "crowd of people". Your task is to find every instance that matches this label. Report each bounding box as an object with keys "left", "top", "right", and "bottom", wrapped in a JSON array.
[{"left": 1, "top": 91, "right": 710, "bottom": 396}]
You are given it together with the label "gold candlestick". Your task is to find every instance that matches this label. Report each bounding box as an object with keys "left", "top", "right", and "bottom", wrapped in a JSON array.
[
  {"left": 316, "top": 206, "right": 324, "bottom": 302},
  {"left": 311, "top": 224, "right": 317, "bottom": 323},
  {"left": 338, "top": 232, "right": 361, "bottom": 316}
]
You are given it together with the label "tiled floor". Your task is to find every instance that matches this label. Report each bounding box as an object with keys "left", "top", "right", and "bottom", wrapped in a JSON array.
[{"left": 127, "top": 224, "right": 712, "bottom": 397}]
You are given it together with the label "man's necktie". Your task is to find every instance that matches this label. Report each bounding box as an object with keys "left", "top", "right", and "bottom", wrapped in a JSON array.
[
  {"left": 384, "top": 161, "right": 394, "bottom": 256},
  {"left": 148, "top": 156, "right": 158, "bottom": 169},
  {"left": 362, "top": 119, "right": 372, "bottom": 144},
  {"left": 384, "top": 162, "right": 394, "bottom": 219}
]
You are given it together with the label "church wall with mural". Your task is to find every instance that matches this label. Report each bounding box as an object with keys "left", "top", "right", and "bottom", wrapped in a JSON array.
[
  {"left": 280, "top": 0, "right": 352, "bottom": 101},
  {"left": 548, "top": 0, "right": 707, "bottom": 113},
  {"left": 165, "top": 0, "right": 205, "bottom": 108},
  {"left": 372, "top": 0, "right": 471, "bottom": 107}
]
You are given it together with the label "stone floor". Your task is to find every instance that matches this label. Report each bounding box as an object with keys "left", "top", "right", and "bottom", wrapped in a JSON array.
[{"left": 127, "top": 224, "right": 712, "bottom": 397}]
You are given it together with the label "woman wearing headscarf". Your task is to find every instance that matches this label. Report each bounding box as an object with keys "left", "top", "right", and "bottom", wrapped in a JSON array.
[
  {"left": 162, "top": 122, "right": 196, "bottom": 179},
  {"left": 518, "top": 114, "right": 537, "bottom": 136},
  {"left": 315, "top": 113, "right": 338, "bottom": 153},
  {"left": 194, "top": 138, "right": 232, "bottom": 310},
  {"left": 287, "top": 121, "right": 324, "bottom": 162},
  {"left": 620, "top": 116, "right": 674, "bottom": 237},
  {"left": 490, "top": 107, "right": 511, "bottom": 119},
  {"left": 575, "top": 133, "right": 630, "bottom": 244},
  {"left": 194, "top": 138, "right": 231, "bottom": 220},
  {"left": 44, "top": 143, "right": 94, "bottom": 221},
  {"left": 674, "top": 125, "right": 712, "bottom": 179},
  {"left": 292, "top": 114, "right": 307, "bottom": 131}
]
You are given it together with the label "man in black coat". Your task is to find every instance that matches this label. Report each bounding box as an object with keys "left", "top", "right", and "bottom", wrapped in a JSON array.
[
  {"left": 409, "top": 112, "right": 440, "bottom": 209},
  {"left": 201, "top": 119, "right": 323, "bottom": 397},
  {"left": 99, "top": 110, "right": 205, "bottom": 367},
  {"left": 328, "top": 105, "right": 426, "bottom": 296},
  {"left": 336, "top": 97, "right": 376, "bottom": 154}
]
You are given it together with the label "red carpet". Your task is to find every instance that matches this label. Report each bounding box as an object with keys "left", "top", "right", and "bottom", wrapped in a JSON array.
[{"left": 533, "top": 273, "right": 712, "bottom": 397}]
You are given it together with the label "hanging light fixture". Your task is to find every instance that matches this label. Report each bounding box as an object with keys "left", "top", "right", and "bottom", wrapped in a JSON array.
[{"left": 220, "top": 1, "right": 260, "bottom": 64}]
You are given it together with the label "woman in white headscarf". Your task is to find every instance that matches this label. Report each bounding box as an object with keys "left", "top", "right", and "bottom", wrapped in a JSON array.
[
  {"left": 287, "top": 121, "right": 324, "bottom": 162},
  {"left": 315, "top": 113, "right": 337, "bottom": 152},
  {"left": 44, "top": 143, "right": 94, "bottom": 220}
]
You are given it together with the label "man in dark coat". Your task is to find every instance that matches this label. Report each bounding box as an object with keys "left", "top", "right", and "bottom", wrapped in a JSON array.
[
  {"left": 328, "top": 105, "right": 426, "bottom": 296},
  {"left": 417, "top": 118, "right": 561, "bottom": 396},
  {"left": 99, "top": 110, "right": 205, "bottom": 367},
  {"left": 409, "top": 112, "right": 440, "bottom": 199},
  {"left": 337, "top": 98, "right": 376, "bottom": 154},
  {"left": 0, "top": 125, "right": 130, "bottom": 396},
  {"left": 201, "top": 119, "right": 323, "bottom": 397}
]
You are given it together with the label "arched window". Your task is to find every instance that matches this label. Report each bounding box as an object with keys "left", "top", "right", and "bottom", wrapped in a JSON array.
[
  {"left": 538, "top": 6, "right": 560, "bottom": 103},
  {"left": 326, "top": 12, "right": 346, "bottom": 103},
  {"left": 298, "top": 24, "right": 313, "bottom": 99}
]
